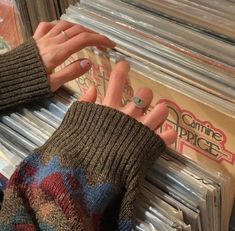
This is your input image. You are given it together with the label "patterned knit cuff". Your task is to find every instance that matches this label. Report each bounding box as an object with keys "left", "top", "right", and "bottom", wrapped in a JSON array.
[
  {"left": 36, "top": 102, "right": 166, "bottom": 187},
  {"left": 0, "top": 38, "right": 52, "bottom": 111}
]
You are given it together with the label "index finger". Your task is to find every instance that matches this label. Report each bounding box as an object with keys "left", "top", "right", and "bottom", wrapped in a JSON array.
[
  {"left": 103, "top": 61, "right": 130, "bottom": 108},
  {"left": 60, "top": 32, "right": 116, "bottom": 60}
]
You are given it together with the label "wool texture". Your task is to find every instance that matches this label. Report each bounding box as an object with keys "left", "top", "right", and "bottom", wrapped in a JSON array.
[
  {"left": 0, "top": 38, "right": 52, "bottom": 111},
  {"left": 0, "top": 102, "right": 166, "bottom": 230}
]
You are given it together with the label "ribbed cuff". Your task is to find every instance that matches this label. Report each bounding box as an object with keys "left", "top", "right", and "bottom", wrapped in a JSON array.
[
  {"left": 0, "top": 38, "right": 52, "bottom": 111},
  {"left": 36, "top": 102, "right": 166, "bottom": 186}
]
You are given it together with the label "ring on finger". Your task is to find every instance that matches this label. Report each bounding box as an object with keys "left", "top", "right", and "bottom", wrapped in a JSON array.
[
  {"left": 132, "top": 96, "right": 146, "bottom": 109},
  {"left": 61, "top": 30, "right": 69, "bottom": 41}
]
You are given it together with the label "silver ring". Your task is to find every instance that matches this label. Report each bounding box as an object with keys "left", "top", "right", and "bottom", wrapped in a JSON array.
[
  {"left": 61, "top": 30, "right": 69, "bottom": 41},
  {"left": 132, "top": 96, "right": 146, "bottom": 109}
]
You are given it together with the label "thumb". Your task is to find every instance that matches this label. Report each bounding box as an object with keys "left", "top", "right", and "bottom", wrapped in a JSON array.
[
  {"left": 79, "top": 86, "right": 97, "bottom": 103},
  {"left": 49, "top": 59, "right": 92, "bottom": 92}
]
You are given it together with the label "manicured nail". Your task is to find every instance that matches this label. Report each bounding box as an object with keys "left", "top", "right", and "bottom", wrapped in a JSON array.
[{"left": 80, "top": 59, "right": 92, "bottom": 70}]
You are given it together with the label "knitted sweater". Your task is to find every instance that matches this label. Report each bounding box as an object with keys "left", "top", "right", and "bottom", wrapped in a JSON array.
[
  {"left": 0, "top": 38, "right": 51, "bottom": 111},
  {"left": 0, "top": 39, "right": 166, "bottom": 230}
]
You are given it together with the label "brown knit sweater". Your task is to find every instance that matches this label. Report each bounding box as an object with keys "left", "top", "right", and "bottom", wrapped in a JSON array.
[
  {"left": 0, "top": 39, "right": 166, "bottom": 230},
  {"left": 0, "top": 38, "right": 51, "bottom": 111}
]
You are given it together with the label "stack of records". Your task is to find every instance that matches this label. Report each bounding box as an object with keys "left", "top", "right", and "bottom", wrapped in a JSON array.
[
  {"left": 121, "top": 0, "right": 235, "bottom": 42},
  {"left": 0, "top": 89, "right": 76, "bottom": 181},
  {"left": 62, "top": 0, "right": 235, "bottom": 105}
]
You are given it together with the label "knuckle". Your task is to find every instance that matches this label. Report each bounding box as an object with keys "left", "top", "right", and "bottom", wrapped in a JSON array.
[
  {"left": 81, "top": 31, "right": 90, "bottom": 37},
  {"left": 58, "top": 20, "right": 73, "bottom": 28},
  {"left": 38, "top": 21, "right": 46, "bottom": 26},
  {"left": 78, "top": 32, "right": 90, "bottom": 42},
  {"left": 38, "top": 21, "right": 50, "bottom": 29},
  {"left": 79, "top": 32, "right": 86, "bottom": 39},
  {"left": 74, "top": 24, "right": 85, "bottom": 32}
]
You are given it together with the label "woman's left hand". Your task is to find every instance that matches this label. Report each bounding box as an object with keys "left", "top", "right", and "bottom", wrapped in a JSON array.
[
  {"left": 80, "top": 61, "right": 177, "bottom": 146},
  {"left": 33, "top": 20, "right": 116, "bottom": 92}
]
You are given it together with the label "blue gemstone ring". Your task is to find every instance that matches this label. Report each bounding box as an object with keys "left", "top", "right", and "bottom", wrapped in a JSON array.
[{"left": 132, "top": 96, "right": 146, "bottom": 109}]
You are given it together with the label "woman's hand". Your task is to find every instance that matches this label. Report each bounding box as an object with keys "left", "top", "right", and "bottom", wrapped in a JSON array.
[
  {"left": 81, "top": 61, "right": 177, "bottom": 145},
  {"left": 33, "top": 20, "right": 116, "bottom": 92}
]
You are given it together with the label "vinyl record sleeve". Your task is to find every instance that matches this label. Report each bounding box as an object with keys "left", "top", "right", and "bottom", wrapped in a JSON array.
[
  {"left": 121, "top": 0, "right": 235, "bottom": 41},
  {"left": 62, "top": 9, "right": 235, "bottom": 104}
]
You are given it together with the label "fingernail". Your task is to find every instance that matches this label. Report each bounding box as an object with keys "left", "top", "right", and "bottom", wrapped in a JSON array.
[{"left": 80, "top": 59, "right": 92, "bottom": 70}]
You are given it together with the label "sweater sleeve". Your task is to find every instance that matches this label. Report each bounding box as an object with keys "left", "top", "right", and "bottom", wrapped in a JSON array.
[
  {"left": 0, "top": 101, "right": 165, "bottom": 231},
  {"left": 0, "top": 38, "right": 52, "bottom": 111}
]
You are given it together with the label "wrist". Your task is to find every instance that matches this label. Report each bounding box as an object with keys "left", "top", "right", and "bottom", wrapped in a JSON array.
[
  {"left": 36, "top": 102, "right": 166, "bottom": 186},
  {"left": 0, "top": 38, "right": 52, "bottom": 110}
]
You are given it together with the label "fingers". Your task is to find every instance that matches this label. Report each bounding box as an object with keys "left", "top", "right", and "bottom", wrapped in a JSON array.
[
  {"left": 103, "top": 61, "right": 130, "bottom": 108},
  {"left": 45, "top": 20, "right": 75, "bottom": 37},
  {"left": 139, "top": 102, "right": 176, "bottom": 145},
  {"left": 123, "top": 87, "right": 153, "bottom": 117},
  {"left": 159, "top": 129, "right": 177, "bottom": 146},
  {"left": 96, "top": 46, "right": 108, "bottom": 52},
  {"left": 55, "top": 24, "right": 97, "bottom": 43},
  {"left": 140, "top": 102, "right": 169, "bottom": 130},
  {"left": 80, "top": 86, "right": 97, "bottom": 103},
  {"left": 60, "top": 33, "right": 116, "bottom": 60},
  {"left": 48, "top": 59, "right": 92, "bottom": 92},
  {"left": 33, "top": 22, "right": 55, "bottom": 40}
]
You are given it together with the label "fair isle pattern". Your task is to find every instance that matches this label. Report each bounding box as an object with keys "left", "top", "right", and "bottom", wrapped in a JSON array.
[
  {"left": 0, "top": 153, "right": 126, "bottom": 230},
  {"left": 0, "top": 102, "right": 166, "bottom": 231}
]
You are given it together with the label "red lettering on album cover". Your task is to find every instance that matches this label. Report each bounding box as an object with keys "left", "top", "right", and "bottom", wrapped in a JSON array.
[{"left": 160, "top": 100, "right": 235, "bottom": 164}]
